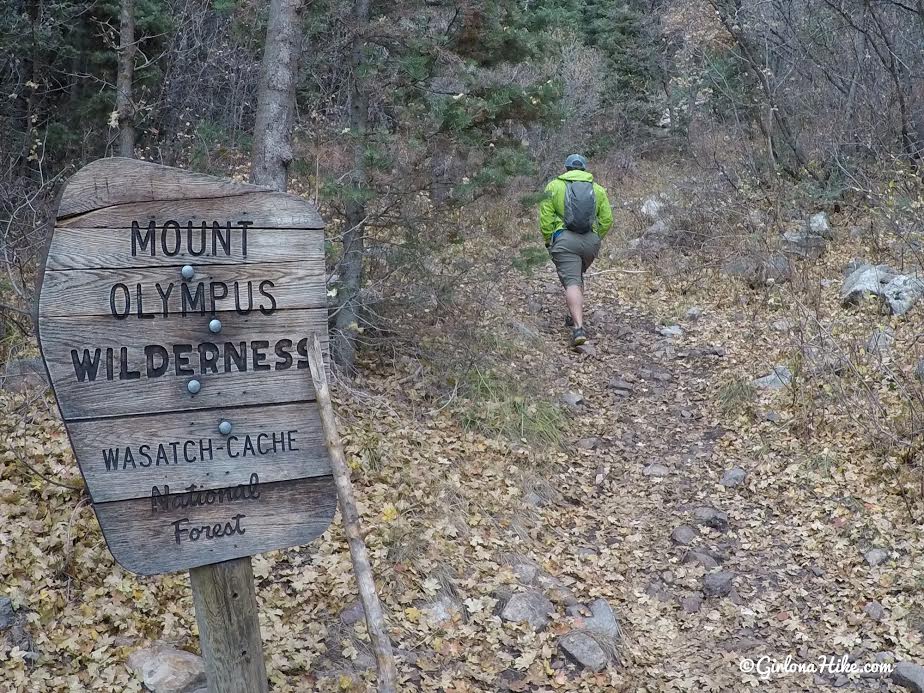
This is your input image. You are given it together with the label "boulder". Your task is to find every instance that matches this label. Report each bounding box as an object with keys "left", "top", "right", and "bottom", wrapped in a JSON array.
[
  {"left": 127, "top": 642, "right": 207, "bottom": 693},
  {"left": 892, "top": 661, "right": 924, "bottom": 693},
  {"left": 559, "top": 631, "right": 609, "bottom": 672},
  {"left": 751, "top": 365, "right": 792, "bottom": 390},
  {"left": 500, "top": 591, "right": 554, "bottom": 630}
]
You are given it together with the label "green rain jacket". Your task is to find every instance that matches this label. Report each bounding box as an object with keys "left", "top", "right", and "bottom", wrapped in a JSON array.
[{"left": 538, "top": 169, "right": 613, "bottom": 246}]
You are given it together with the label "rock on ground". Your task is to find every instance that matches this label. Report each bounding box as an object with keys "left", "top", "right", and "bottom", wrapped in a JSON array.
[
  {"left": 693, "top": 506, "right": 729, "bottom": 530},
  {"left": 782, "top": 225, "right": 827, "bottom": 259},
  {"left": 841, "top": 264, "right": 897, "bottom": 305},
  {"left": 560, "top": 391, "right": 584, "bottom": 408},
  {"left": 809, "top": 212, "right": 833, "bottom": 239},
  {"left": 703, "top": 571, "right": 735, "bottom": 598},
  {"left": 127, "top": 642, "right": 207, "bottom": 693},
  {"left": 892, "top": 661, "right": 924, "bottom": 693},
  {"left": 558, "top": 631, "right": 609, "bottom": 672},
  {"left": 643, "top": 463, "right": 670, "bottom": 477},
  {"left": 840, "top": 263, "right": 924, "bottom": 315},
  {"left": 680, "top": 594, "right": 703, "bottom": 614},
  {"left": 671, "top": 525, "right": 698, "bottom": 545},
  {"left": 720, "top": 467, "right": 747, "bottom": 487},
  {"left": 916, "top": 360, "right": 924, "bottom": 383},
  {"left": 0, "top": 597, "right": 14, "bottom": 630},
  {"left": 752, "top": 365, "right": 792, "bottom": 390},
  {"left": 500, "top": 590, "right": 554, "bottom": 630},
  {"left": 865, "top": 548, "right": 889, "bottom": 567},
  {"left": 864, "top": 601, "right": 885, "bottom": 621},
  {"left": 580, "top": 598, "right": 621, "bottom": 640},
  {"left": 683, "top": 550, "right": 719, "bottom": 570},
  {"left": 659, "top": 325, "right": 683, "bottom": 339},
  {"left": 722, "top": 254, "right": 791, "bottom": 287}
]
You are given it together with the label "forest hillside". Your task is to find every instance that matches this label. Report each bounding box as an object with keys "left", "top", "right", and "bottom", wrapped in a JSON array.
[{"left": 2, "top": 0, "right": 924, "bottom": 691}]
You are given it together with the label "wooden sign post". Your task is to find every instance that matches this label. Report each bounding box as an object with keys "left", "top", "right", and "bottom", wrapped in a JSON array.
[{"left": 36, "top": 158, "right": 337, "bottom": 691}]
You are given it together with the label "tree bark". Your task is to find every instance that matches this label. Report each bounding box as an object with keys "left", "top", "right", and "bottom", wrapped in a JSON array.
[
  {"left": 116, "top": 0, "right": 136, "bottom": 158},
  {"left": 306, "top": 335, "right": 397, "bottom": 692},
  {"left": 333, "top": 0, "right": 370, "bottom": 373},
  {"left": 251, "top": 0, "right": 303, "bottom": 191}
]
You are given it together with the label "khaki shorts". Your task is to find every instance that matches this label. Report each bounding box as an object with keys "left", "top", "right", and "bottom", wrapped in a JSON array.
[{"left": 549, "top": 230, "right": 601, "bottom": 288}]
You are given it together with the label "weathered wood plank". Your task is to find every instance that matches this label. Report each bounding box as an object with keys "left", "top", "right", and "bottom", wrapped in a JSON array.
[
  {"left": 68, "top": 402, "right": 330, "bottom": 503},
  {"left": 58, "top": 193, "right": 324, "bottom": 229},
  {"left": 190, "top": 559, "right": 269, "bottom": 693},
  {"left": 40, "top": 309, "right": 328, "bottom": 419},
  {"left": 39, "top": 262, "right": 325, "bottom": 318},
  {"left": 45, "top": 226, "right": 323, "bottom": 270},
  {"left": 58, "top": 157, "right": 271, "bottom": 218},
  {"left": 94, "top": 475, "right": 336, "bottom": 575}
]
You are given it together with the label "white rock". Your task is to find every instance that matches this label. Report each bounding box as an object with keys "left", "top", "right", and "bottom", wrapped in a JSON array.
[
  {"left": 659, "top": 325, "right": 683, "bottom": 339},
  {"left": 809, "top": 212, "right": 833, "bottom": 239},
  {"left": 128, "top": 642, "right": 206, "bottom": 693},
  {"left": 640, "top": 196, "right": 667, "bottom": 220},
  {"left": 643, "top": 463, "right": 670, "bottom": 477},
  {"left": 865, "top": 548, "right": 889, "bottom": 567}
]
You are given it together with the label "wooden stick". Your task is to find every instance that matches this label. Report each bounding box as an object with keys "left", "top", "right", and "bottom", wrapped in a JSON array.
[
  {"left": 306, "top": 334, "right": 398, "bottom": 692},
  {"left": 190, "top": 558, "right": 268, "bottom": 693}
]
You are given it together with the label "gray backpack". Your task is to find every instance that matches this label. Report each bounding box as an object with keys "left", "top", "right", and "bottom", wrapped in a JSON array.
[{"left": 563, "top": 180, "right": 596, "bottom": 234}]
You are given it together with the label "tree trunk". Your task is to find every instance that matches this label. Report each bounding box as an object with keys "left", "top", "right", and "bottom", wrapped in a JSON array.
[
  {"left": 333, "top": 0, "right": 370, "bottom": 374},
  {"left": 116, "top": 0, "right": 136, "bottom": 158},
  {"left": 251, "top": 0, "right": 303, "bottom": 191}
]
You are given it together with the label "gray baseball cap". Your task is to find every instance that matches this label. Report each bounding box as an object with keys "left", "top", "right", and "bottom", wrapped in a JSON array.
[{"left": 564, "top": 153, "right": 587, "bottom": 170}]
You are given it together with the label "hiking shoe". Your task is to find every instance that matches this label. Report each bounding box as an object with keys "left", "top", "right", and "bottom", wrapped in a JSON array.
[
  {"left": 565, "top": 315, "right": 574, "bottom": 327},
  {"left": 571, "top": 327, "right": 587, "bottom": 347}
]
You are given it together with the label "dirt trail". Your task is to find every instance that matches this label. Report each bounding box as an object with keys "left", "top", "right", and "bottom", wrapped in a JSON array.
[{"left": 511, "top": 267, "right": 904, "bottom": 692}]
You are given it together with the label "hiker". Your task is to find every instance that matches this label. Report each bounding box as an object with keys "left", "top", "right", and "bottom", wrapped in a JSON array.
[{"left": 539, "top": 154, "right": 613, "bottom": 346}]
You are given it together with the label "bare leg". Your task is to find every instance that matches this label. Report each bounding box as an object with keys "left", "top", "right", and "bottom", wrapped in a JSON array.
[{"left": 565, "top": 284, "right": 583, "bottom": 328}]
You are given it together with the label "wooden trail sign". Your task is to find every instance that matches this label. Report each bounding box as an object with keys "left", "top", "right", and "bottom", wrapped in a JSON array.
[{"left": 37, "top": 158, "right": 336, "bottom": 575}]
